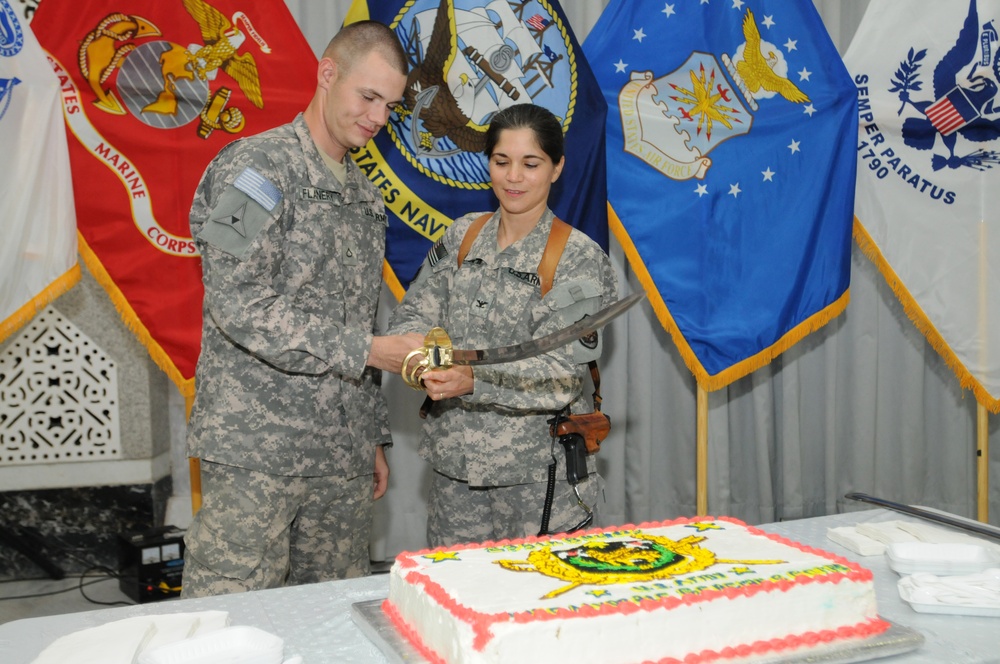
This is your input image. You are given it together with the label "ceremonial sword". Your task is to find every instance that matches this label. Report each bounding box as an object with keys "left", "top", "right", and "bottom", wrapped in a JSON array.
[
  {"left": 845, "top": 492, "right": 1000, "bottom": 541},
  {"left": 401, "top": 292, "right": 645, "bottom": 389}
]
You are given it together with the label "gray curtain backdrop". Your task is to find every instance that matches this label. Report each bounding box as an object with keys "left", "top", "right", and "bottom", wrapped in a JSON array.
[{"left": 280, "top": 0, "right": 998, "bottom": 560}]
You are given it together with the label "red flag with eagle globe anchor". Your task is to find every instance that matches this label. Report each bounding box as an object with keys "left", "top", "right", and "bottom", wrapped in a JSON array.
[
  {"left": 30, "top": 0, "right": 317, "bottom": 398},
  {"left": 343, "top": 0, "right": 609, "bottom": 296}
]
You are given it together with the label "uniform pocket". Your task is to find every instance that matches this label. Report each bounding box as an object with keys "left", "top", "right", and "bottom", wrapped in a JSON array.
[{"left": 184, "top": 512, "right": 268, "bottom": 581}]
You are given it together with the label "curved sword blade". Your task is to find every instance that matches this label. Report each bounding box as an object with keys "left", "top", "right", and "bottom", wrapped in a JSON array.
[
  {"left": 845, "top": 493, "right": 1000, "bottom": 540},
  {"left": 450, "top": 292, "right": 645, "bottom": 365}
]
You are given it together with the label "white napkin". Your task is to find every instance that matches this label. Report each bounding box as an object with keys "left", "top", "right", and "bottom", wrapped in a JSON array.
[
  {"left": 855, "top": 520, "right": 922, "bottom": 545},
  {"left": 30, "top": 611, "right": 230, "bottom": 664},
  {"left": 896, "top": 521, "right": 1000, "bottom": 552},
  {"left": 826, "top": 526, "right": 885, "bottom": 556}
]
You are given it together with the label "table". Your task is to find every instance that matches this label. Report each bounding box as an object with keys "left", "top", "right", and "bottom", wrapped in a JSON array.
[{"left": 1, "top": 509, "right": 997, "bottom": 663}]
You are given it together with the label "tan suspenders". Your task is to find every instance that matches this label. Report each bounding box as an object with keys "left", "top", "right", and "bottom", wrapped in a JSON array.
[
  {"left": 454, "top": 213, "right": 609, "bottom": 453},
  {"left": 456, "top": 212, "right": 572, "bottom": 297}
]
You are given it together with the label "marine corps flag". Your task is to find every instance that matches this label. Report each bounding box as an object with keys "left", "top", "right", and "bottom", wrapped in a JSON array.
[
  {"left": 30, "top": 0, "right": 316, "bottom": 398},
  {"left": 584, "top": 1, "right": 857, "bottom": 390},
  {"left": 0, "top": 0, "right": 79, "bottom": 342},
  {"left": 344, "top": 0, "right": 608, "bottom": 295},
  {"left": 846, "top": 0, "right": 1000, "bottom": 411}
]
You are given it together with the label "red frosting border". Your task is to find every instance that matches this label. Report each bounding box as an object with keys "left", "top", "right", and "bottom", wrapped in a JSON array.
[
  {"left": 382, "top": 599, "right": 448, "bottom": 664},
  {"left": 384, "top": 515, "right": 890, "bottom": 662}
]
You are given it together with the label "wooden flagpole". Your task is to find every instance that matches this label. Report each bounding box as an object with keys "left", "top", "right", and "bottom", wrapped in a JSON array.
[
  {"left": 978, "top": 403, "right": 989, "bottom": 522},
  {"left": 976, "top": 222, "right": 989, "bottom": 523},
  {"left": 697, "top": 385, "right": 708, "bottom": 515},
  {"left": 186, "top": 395, "right": 202, "bottom": 514}
]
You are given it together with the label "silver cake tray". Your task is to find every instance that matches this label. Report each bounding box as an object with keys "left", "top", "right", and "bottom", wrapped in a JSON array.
[{"left": 351, "top": 598, "right": 924, "bottom": 664}]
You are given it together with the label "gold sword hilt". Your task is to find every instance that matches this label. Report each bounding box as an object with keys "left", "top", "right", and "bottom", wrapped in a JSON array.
[{"left": 402, "top": 327, "right": 454, "bottom": 390}]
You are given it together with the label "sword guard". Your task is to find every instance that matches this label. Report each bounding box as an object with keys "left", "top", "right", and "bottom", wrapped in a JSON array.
[{"left": 402, "top": 327, "right": 454, "bottom": 390}]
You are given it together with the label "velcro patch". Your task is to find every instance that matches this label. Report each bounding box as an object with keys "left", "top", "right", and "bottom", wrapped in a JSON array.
[
  {"left": 198, "top": 186, "right": 274, "bottom": 259},
  {"left": 546, "top": 280, "right": 604, "bottom": 364},
  {"left": 300, "top": 186, "right": 338, "bottom": 201},
  {"left": 234, "top": 167, "right": 282, "bottom": 212},
  {"left": 427, "top": 240, "right": 448, "bottom": 267}
]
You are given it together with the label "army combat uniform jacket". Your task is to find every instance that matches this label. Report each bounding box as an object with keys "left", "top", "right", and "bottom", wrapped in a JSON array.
[
  {"left": 389, "top": 209, "right": 619, "bottom": 487},
  {"left": 188, "top": 113, "right": 391, "bottom": 478}
]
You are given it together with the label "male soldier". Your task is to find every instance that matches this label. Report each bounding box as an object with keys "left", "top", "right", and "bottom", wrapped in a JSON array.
[{"left": 182, "top": 21, "right": 422, "bottom": 597}]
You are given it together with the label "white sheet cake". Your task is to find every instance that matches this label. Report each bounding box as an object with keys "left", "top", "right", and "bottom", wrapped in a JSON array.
[{"left": 383, "top": 516, "right": 889, "bottom": 664}]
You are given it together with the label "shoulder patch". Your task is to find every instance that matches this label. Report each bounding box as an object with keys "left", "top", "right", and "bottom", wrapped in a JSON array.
[
  {"left": 197, "top": 185, "right": 275, "bottom": 259},
  {"left": 427, "top": 239, "right": 449, "bottom": 267},
  {"left": 234, "top": 167, "right": 282, "bottom": 212}
]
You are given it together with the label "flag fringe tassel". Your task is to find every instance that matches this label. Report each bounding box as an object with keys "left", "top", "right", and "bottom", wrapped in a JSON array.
[
  {"left": 610, "top": 203, "right": 849, "bottom": 392},
  {"left": 853, "top": 218, "right": 1000, "bottom": 413},
  {"left": 0, "top": 264, "right": 82, "bottom": 344},
  {"left": 77, "top": 233, "right": 196, "bottom": 400}
]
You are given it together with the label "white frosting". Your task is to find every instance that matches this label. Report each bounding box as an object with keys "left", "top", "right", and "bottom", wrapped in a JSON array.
[{"left": 385, "top": 518, "right": 885, "bottom": 664}]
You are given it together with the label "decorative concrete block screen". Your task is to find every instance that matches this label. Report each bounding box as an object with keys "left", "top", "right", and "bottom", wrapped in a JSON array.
[{"left": 0, "top": 308, "right": 121, "bottom": 465}]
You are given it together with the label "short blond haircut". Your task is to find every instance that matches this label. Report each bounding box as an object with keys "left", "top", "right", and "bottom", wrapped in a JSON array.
[{"left": 322, "top": 21, "right": 407, "bottom": 76}]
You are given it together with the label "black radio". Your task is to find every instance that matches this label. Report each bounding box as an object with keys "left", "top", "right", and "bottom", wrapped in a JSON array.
[{"left": 117, "top": 526, "right": 185, "bottom": 603}]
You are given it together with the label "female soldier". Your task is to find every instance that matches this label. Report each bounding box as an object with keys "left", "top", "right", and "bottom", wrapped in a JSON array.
[{"left": 390, "top": 104, "right": 619, "bottom": 547}]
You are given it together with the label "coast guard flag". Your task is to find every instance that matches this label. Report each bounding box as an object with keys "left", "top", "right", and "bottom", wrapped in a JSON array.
[
  {"left": 0, "top": 0, "right": 79, "bottom": 343},
  {"left": 344, "top": 0, "right": 608, "bottom": 296},
  {"left": 584, "top": 1, "right": 857, "bottom": 390},
  {"left": 846, "top": 1, "right": 1000, "bottom": 411},
  {"left": 30, "top": 0, "right": 316, "bottom": 399}
]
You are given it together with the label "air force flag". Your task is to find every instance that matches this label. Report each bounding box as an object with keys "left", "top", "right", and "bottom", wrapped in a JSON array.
[
  {"left": 846, "top": 0, "right": 1000, "bottom": 411},
  {"left": 584, "top": 0, "right": 857, "bottom": 390},
  {"left": 344, "top": 0, "right": 609, "bottom": 296}
]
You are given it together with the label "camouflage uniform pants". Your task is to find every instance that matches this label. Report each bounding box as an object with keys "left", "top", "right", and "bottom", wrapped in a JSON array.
[
  {"left": 181, "top": 461, "right": 372, "bottom": 598},
  {"left": 426, "top": 459, "right": 603, "bottom": 548}
]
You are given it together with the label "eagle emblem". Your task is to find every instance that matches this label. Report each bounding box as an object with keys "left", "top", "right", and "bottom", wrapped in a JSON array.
[
  {"left": 402, "top": 0, "right": 491, "bottom": 155},
  {"left": 618, "top": 7, "right": 813, "bottom": 182},
  {"left": 495, "top": 530, "right": 783, "bottom": 599},
  {"left": 892, "top": 1, "right": 1000, "bottom": 170},
  {"left": 390, "top": 0, "right": 573, "bottom": 184},
  {"left": 146, "top": 0, "right": 265, "bottom": 117},
  {"left": 75, "top": 0, "right": 269, "bottom": 138},
  {"left": 734, "top": 9, "right": 809, "bottom": 104}
]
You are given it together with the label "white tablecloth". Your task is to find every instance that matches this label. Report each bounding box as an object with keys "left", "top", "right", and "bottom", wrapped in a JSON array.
[{"left": 1, "top": 509, "right": 997, "bottom": 663}]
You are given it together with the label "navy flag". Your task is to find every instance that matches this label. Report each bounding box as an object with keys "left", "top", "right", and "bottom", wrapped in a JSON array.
[
  {"left": 584, "top": 0, "right": 857, "bottom": 389},
  {"left": 344, "top": 0, "right": 608, "bottom": 297}
]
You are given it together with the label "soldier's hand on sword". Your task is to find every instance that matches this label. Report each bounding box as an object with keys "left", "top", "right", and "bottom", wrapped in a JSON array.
[
  {"left": 368, "top": 332, "right": 425, "bottom": 373},
  {"left": 422, "top": 365, "right": 474, "bottom": 401}
]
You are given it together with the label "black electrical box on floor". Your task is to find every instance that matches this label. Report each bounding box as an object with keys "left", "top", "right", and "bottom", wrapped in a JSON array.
[{"left": 117, "top": 526, "right": 185, "bottom": 603}]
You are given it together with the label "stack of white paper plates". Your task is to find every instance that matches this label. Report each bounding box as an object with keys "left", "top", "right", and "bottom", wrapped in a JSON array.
[{"left": 138, "top": 626, "right": 298, "bottom": 664}]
